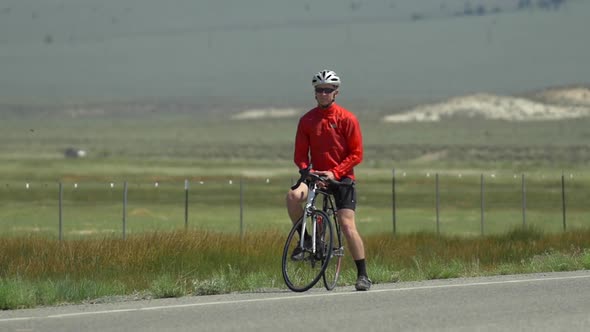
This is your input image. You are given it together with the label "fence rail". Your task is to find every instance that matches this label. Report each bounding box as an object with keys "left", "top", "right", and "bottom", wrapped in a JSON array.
[{"left": 0, "top": 170, "right": 587, "bottom": 239}]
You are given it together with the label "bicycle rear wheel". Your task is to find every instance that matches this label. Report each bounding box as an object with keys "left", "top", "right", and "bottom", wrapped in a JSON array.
[
  {"left": 322, "top": 217, "right": 343, "bottom": 291},
  {"left": 282, "top": 210, "right": 333, "bottom": 292}
]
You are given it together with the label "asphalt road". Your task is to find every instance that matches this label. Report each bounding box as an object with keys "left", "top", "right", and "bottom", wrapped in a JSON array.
[{"left": 1, "top": 271, "right": 590, "bottom": 332}]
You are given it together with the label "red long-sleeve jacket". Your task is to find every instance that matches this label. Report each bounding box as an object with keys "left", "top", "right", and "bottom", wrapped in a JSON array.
[{"left": 293, "top": 103, "right": 363, "bottom": 180}]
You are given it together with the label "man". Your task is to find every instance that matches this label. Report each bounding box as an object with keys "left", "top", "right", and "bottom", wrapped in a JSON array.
[{"left": 286, "top": 69, "right": 371, "bottom": 291}]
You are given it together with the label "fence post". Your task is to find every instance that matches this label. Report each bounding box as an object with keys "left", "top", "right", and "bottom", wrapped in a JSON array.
[
  {"left": 392, "top": 168, "right": 397, "bottom": 236},
  {"left": 123, "top": 181, "right": 128, "bottom": 240},
  {"left": 435, "top": 173, "right": 440, "bottom": 235},
  {"left": 480, "top": 174, "right": 484, "bottom": 236},
  {"left": 184, "top": 179, "right": 189, "bottom": 230},
  {"left": 522, "top": 174, "right": 526, "bottom": 227},
  {"left": 561, "top": 173, "right": 566, "bottom": 231},
  {"left": 239, "top": 177, "right": 244, "bottom": 239},
  {"left": 58, "top": 182, "right": 63, "bottom": 241}
]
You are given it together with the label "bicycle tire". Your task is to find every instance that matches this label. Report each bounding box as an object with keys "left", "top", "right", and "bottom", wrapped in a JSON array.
[
  {"left": 282, "top": 210, "right": 333, "bottom": 292},
  {"left": 322, "top": 216, "right": 343, "bottom": 291}
]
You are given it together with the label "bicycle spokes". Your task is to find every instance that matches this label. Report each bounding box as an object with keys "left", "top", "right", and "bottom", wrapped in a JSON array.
[{"left": 282, "top": 210, "right": 333, "bottom": 292}]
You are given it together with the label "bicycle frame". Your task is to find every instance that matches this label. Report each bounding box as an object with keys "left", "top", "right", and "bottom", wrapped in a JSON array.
[
  {"left": 321, "top": 190, "right": 343, "bottom": 257},
  {"left": 299, "top": 179, "right": 343, "bottom": 258},
  {"left": 282, "top": 167, "right": 348, "bottom": 292},
  {"left": 299, "top": 180, "right": 321, "bottom": 254}
]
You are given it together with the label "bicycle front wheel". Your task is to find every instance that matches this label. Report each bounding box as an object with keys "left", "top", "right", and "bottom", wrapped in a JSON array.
[
  {"left": 322, "top": 217, "right": 343, "bottom": 291},
  {"left": 282, "top": 210, "right": 333, "bottom": 292}
]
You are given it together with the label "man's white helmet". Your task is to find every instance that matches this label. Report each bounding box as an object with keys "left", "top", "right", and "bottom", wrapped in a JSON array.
[{"left": 312, "top": 70, "right": 341, "bottom": 87}]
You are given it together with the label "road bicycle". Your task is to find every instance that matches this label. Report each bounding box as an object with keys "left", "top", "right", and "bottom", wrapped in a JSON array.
[{"left": 281, "top": 167, "right": 351, "bottom": 292}]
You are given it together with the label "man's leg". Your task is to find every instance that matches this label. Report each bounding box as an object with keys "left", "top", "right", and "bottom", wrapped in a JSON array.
[
  {"left": 286, "top": 183, "right": 308, "bottom": 224},
  {"left": 286, "top": 183, "right": 310, "bottom": 260},
  {"left": 338, "top": 209, "right": 371, "bottom": 290},
  {"left": 337, "top": 209, "right": 365, "bottom": 260}
]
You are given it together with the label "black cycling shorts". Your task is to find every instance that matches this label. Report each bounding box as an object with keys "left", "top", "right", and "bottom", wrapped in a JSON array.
[{"left": 329, "top": 177, "right": 357, "bottom": 211}]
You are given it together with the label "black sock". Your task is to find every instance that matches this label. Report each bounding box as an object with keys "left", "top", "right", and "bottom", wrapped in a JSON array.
[{"left": 355, "top": 259, "right": 367, "bottom": 278}]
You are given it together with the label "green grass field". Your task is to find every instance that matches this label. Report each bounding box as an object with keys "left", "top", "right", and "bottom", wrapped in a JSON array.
[
  {"left": 2, "top": 109, "right": 590, "bottom": 238},
  {"left": 1, "top": 169, "right": 589, "bottom": 238},
  {"left": 4, "top": 107, "right": 590, "bottom": 162}
]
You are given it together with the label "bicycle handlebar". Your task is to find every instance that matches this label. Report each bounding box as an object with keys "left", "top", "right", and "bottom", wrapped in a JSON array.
[{"left": 290, "top": 166, "right": 353, "bottom": 191}]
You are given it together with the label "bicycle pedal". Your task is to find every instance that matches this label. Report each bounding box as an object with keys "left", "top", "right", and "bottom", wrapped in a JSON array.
[{"left": 332, "top": 248, "right": 344, "bottom": 256}]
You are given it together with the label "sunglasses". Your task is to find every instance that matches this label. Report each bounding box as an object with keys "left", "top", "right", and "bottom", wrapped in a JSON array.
[{"left": 315, "top": 87, "right": 337, "bottom": 94}]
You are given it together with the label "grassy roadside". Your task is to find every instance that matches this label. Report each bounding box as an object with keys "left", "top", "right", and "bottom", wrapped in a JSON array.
[{"left": 1, "top": 227, "right": 590, "bottom": 310}]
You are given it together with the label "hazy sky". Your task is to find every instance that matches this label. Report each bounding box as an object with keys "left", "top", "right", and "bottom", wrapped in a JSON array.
[{"left": 1, "top": 0, "right": 589, "bottom": 104}]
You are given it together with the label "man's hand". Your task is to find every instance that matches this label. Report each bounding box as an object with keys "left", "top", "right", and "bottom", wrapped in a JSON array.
[
  {"left": 312, "top": 170, "right": 336, "bottom": 180},
  {"left": 311, "top": 170, "right": 336, "bottom": 188}
]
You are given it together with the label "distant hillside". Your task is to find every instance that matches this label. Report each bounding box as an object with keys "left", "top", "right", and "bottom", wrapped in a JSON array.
[
  {"left": 3, "top": 84, "right": 590, "bottom": 122},
  {"left": 529, "top": 85, "right": 590, "bottom": 106},
  {"left": 382, "top": 85, "right": 590, "bottom": 123},
  {"left": 0, "top": 97, "right": 293, "bottom": 118}
]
